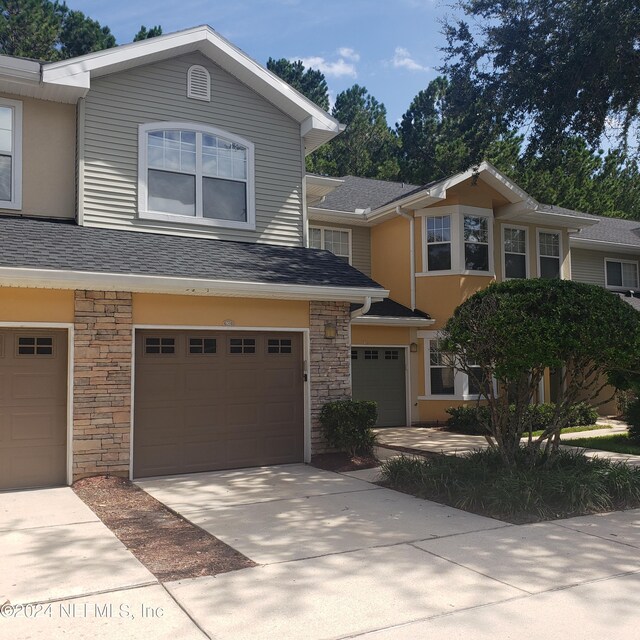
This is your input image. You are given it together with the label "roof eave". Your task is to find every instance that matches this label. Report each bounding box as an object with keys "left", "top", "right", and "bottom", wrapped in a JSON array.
[
  {"left": 570, "top": 237, "right": 640, "bottom": 253},
  {"left": 351, "top": 316, "right": 435, "bottom": 326}
]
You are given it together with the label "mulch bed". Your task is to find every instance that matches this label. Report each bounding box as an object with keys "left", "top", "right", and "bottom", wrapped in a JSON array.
[
  {"left": 310, "top": 452, "right": 380, "bottom": 472},
  {"left": 73, "top": 475, "right": 255, "bottom": 582}
]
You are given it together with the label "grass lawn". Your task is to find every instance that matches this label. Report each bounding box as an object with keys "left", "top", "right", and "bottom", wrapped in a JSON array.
[
  {"left": 524, "top": 424, "right": 610, "bottom": 438},
  {"left": 568, "top": 433, "right": 640, "bottom": 455},
  {"left": 380, "top": 448, "right": 640, "bottom": 524}
]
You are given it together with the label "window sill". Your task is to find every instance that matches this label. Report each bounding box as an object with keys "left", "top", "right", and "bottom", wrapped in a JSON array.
[
  {"left": 416, "top": 270, "right": 495, "bottom": 277},
  {"left": 0, "top": 200, "right": 21, "bottom": 211},
  {"left": 417, "top": 394, "right": 482, "bottom": 402},
  {"left": 139, "top": 210, "right": 256, "bottom": 231}
]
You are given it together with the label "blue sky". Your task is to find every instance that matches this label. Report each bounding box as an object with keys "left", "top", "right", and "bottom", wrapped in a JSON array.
[{"left": 71, "top": 0, "right": 456, "bottom": 125}]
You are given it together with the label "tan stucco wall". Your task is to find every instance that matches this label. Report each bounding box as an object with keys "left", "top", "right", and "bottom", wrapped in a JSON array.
[
  {"left": 0, "top": 288, "right": 74, "bottom": 322},
  {"left": 132, "top": 294, "right": 309, "bottom": 327},
  {"left": 351, "top": 325, "right": 412, "bottom": 346},
  {"left": 0, "top": 94, "right": 76, "bottom": 219},
  {"left": 371, "top": 216, "right": 412, "bottom": 308}
]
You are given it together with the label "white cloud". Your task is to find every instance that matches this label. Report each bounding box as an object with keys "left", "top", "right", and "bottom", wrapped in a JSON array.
[
  {"left": 337, "top": 47, "right": 360, "bottom": 62},
  {"left": 391, "top": 47, "right": 429, "bottom": 72},
  {"left": 298, "top": 50, "right": 358, "bottom": 78}
]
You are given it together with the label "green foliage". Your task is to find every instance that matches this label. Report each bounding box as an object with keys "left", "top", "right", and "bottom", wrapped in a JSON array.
[
  {"left": 570, "top": 433, "right": 640, "bottom": 456},
  {"left": 133, "top": 25, "right": 163, "bottom": 42},
  {"left": 625, "top": 399, "right": 640, "bottom": 444},
  {"left": 445, "top": 402, "right": 598, "bottom": 436},
  {"left": 0, "top": 0, "right": 115, "bottom": 61},
  {"left": 319, "top": 399, "right": 378, "bottom": 457},
  {"left": 442, "top": 0, "right": 640, "bottom": 153},
  {"left": 381, "top": 448, "right": 640, "bottom": 523},
  {"left": 266, "top": 57, "right": 329, "bottom": 111},
  {"left": 442, "top": 279, "right": 640, "bottom": 463}
]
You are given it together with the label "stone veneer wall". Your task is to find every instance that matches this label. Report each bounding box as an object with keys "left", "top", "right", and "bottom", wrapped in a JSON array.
[
  {"left": 309, "top": 300, "right": 352, "bottom": 455},
  {"left": 73, "top": 290, "right": 132, "bottom": 479}
]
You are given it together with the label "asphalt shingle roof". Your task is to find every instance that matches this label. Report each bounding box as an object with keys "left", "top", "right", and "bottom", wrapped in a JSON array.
[
  {"left": 0, "top": 216, "right": 384, "bottom": 290},
  {"left": 313, "top": 175, "right": 420, "bottom": 213},
  {"left": 350, "top": 298, "right": 431, "bottom": 319},
  {"left": 572, "top": 214, "right": 640, "bottom": 247}
]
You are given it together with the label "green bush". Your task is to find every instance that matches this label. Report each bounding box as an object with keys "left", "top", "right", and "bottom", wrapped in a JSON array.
[
  {"left": 380, "top": 448, "right": 640, "bottom": 523},
  {"left": 319, "top": 399, "right": 378, "bottom": 456},
  {"left": 625, "top": 398, "right": 640, "bottom": 444},
  {"left": 445, "top": 402, "right": 598, "bottom": 435}
]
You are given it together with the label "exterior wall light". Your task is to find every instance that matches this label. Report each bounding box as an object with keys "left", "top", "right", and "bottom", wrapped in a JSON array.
[
  {"left": 410, "top": 342, "right": 418, "bottom": 353},
  {"left": 324, "top": 322, "right": 337, "bottom": 339}
]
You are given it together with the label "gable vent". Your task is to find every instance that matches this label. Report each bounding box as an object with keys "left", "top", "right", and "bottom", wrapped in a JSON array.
[{"left": 187, "top": 65, "right": 211, "bottom": 102}]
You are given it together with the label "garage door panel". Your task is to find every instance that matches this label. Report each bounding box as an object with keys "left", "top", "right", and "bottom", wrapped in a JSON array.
[
  {"left": 12, "top": 373, "right": 64, "bottom": 401},
  {"left": 10, "top": 412, "right": 65, "bottom": 443},
  {"left": 134, "top": 331, "right": 304, "bottom": 478}
]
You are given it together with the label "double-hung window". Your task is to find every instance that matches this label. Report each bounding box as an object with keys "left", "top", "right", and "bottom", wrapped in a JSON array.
[
  {"left": 426, "top": 215, "right": 452, "bottom": 271},
  {"left": 428, "top": 339, "right": 455, "bottom": 396},
  {"left": 605, "top": 259, "right": 639, "bottom": 289},
  {"left": 463, "top": 215, "right": 490, "bottom": 272},
  {"left": 139, "top": 123, "right": 254, "bottom": 229},
  {"left": 309, "top": 226, "right": 351, "bottom": 262},
  {"left": 503, "top": 226, "right": 528, "bottom": 279},
  {"left": 538, "top": 231, "right": 562, "bottom": 279},
  {"left": 0, "top": 98, "right": 22, "bottom": 210}
]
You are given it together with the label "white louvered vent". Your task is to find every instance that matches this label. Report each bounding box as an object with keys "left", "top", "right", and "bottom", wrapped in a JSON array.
[{"left": 187, "top": 65, "right": 211, "bottom": 102}]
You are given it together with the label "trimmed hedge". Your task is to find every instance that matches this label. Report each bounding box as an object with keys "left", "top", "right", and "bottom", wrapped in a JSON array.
[
  {"left": 445, "top": 402, "right": 599, "bottom": 436},
  {"left": 319, "top": 399, "right": 378, "bottom": 456}
]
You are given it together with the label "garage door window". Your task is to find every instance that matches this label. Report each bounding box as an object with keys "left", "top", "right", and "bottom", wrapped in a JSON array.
[
  {"left": 351, "top": 349, "right": 358, "bottom": 360},
  {"left": 17, "top": 336, "right": 53, "bottom": 356},
  {"left": 364, "top": 350, "right": 379, "bottom": 360},
  {"left": 229, "top": 338, "right": 256, "bottom": 354},
  {"left": 384, "top": 350, "right": 400, "bottom": 360},
  {"left": 144, "top": 337, "right": 175, "bottom": 355},
  {"left": 189, "top": 337, "right": 217, "bottom": 354},
  {"left": 267, "top": 338, "right": 292, "bottom": 354}
]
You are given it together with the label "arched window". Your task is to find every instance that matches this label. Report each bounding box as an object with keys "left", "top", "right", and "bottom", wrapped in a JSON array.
[{"left": 138, "top": 122, "right": 255, "bottom": 230}]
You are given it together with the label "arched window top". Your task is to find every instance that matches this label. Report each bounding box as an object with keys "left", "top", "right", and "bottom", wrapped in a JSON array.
[
  {"left": 138, "top": 122, "right": 255, "bottom": 230},
  {"left": 187, "top": 65, "right": 210, "bottom": 102}
]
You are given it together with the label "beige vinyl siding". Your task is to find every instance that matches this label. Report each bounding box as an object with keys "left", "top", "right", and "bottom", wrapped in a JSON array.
[
  {"left": 82, "top": 52, "right": 303, "bottom": 246},
  {"left": 309, "top": 221, "right": 371, "bottom": 275},
  {"left": 571, "top": 247, "right": 639, "bottom": 288}
]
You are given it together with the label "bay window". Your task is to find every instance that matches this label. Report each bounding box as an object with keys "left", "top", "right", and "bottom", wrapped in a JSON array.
[
  {"left": 426, "top": 215, "right": 452, "bottom": 271},
  {"left": 605, "top": 259, "right": 639, "bottom": 289},
  {"left": 139, "top": 122, "right": 254, "bottom": 229},
  {"left": 428, "top": 339, "right": 455, "bottom": 395},
  {"left": 538, "top": 231, "right": 562, "bottom": 279},
  {"left": 503, "top": 226, "right": 528, "bottom": 279},
  {"left": 464, "top": 215, "right": 490, "bottom": 272}
]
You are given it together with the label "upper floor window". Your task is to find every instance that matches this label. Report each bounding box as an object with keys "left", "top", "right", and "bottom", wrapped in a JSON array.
[
  {"left": 138, "top": 122, "right": 255, "bottom": 230},
  {"left": 0, "top": 98, "right": 22, "bottom": 210},
  {"left": 605, "top": 259, "right": 639, "bottom": 289},
  {"left": 463, "top": 215, "right": 490, "bottom": 272},
  {"left": 503, "top": 226, "right": 528, "bottom": 279},
  {"left": 426, "top": 215, "right": 452, "bottom": 271},
  {"left": 538, "top": 230, "right": 562, "bottom": 279},
  {"left": 309, "top": 226, "right": 351, "bottom": 262}
]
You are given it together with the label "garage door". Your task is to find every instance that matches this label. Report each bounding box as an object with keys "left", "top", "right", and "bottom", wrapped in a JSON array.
[
  {"left": 0, "top": 330, "right": 67, "bottom": 491},
  {"left": 351, "top": 347, "right": 406, "bottom": 427},
  {"left": 134, "top": 331, "right": 304, "bottom": 478}
]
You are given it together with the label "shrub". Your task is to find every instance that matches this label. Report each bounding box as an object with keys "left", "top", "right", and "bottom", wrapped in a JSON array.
[
  {"left": 319, "top": 399, "right": 378, "bottom": 457},
  {"left": 380, "top": 448, "right": 640, "bottom": 523},
  {"left": 625, "top": 398, "right": 640, "bottom": 444},
  {"left": 445, "top": 402, "right": 598, "bottom": 436}
]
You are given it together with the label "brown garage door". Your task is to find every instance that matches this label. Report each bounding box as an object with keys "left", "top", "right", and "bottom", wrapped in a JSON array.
[
  {"left": 0, "top": 330, "right": 67, "bottom": 491},
  {"left": 134, "top": 331, "right": 304, "bottom": 478}
]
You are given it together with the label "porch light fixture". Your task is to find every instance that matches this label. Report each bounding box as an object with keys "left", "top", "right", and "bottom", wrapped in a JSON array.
[
  {"left": 410, "top": 342, "right": 418, "bottom": 353},
  {"left": 324, "top": 322, "right": 337, "bottom": 339}
]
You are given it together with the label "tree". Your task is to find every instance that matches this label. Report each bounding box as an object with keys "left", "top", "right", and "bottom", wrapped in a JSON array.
[
  {"left": 443, "top": 0, "right": 640, "bottom": 153},
  {"left": 133, "top": 25, "right": 162, "bottom": 41},
  {"left": 310, "top": 84, "right": 400, "bottom": 179},
  {"left": 0, "top": 0, "right": 115, "bottom": 61},
  {"left": 442, "top": 279, "right": 640, "bottom": 465},
  {"left": 266, "top": 58, "right": 329, "bottom": 111}
]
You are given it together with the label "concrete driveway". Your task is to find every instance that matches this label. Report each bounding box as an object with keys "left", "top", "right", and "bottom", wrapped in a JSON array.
[
  {"left": 137, "top": 464, "right": 640, "bottom": 639},
  {"left": 0, "top": 487, "right": 207, "bottom": 639}
]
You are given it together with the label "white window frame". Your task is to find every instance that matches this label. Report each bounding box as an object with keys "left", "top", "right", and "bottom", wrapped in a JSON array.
[
  {"left": 137, "top": 121, "right": 255, "bottom": 230},
  {"left": 418, "top": 205, "right": 494, "bottom": 277},
  {"left": 308, "top": 225, "right": 352, "bottom": 263},
  {"left": 604, "top": 258, "right": 639, "bottom": 290},
  {"left": 501, "top": 224, "right": 529, "bottom": 280},
  {"left": 0, "top": 97, "right": 22, "bottom": 210},
  {"left": 418, "top": 331, "right": 482, "bottom": 401},
  {"left": 424, "top": 214, "right": 454, "bottom": 274},
  {"left": 536, "top": 228, "right": 564, "bottom": 279}
]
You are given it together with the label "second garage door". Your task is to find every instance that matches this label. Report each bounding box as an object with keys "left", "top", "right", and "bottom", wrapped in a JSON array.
[{"left": 134, "top": 331, "right": 304, "bottom": 478}]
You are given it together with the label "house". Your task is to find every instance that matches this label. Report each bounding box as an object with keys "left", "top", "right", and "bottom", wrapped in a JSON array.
[{"left": 0, "top": 26, "right": 387, "bottom": 491}]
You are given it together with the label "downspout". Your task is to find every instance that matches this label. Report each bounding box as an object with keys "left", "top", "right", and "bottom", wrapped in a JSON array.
[
  {"left": 396, "top": 206, "right": 416, "bottom": 310},
  {"left": 351, "top": 296, "right": 372, "bottom": 319}
]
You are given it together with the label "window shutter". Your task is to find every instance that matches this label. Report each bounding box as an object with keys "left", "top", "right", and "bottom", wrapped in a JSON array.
[{"left": 187, "top": 65, "right": 211, "bottom": 101}]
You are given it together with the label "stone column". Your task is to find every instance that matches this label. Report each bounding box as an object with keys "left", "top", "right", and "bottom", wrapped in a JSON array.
[
  {"left": 309, "top": 301, "right": 351, "bottom": 455},
  {"left": 73, "top": 290, "right": 132, "bottom": 480}
]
